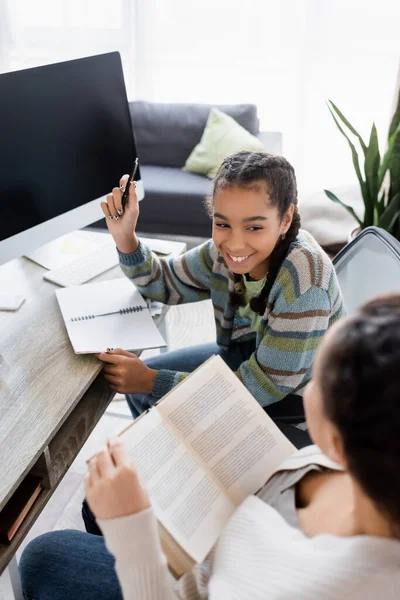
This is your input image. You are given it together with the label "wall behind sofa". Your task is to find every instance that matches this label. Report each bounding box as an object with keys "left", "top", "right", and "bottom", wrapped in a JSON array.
[{"left": 2, "top": 0, "right": 399, "bottom": 196}]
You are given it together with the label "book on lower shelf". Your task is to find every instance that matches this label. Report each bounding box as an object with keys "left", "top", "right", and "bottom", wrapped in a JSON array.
[
  {"left": 0, "top": 475, "right": 42, "bottom": 544},
  {"left": 117, "top": 355, "right": 295, "bottom": 576},
  {"left": 55, "top": 278, "right": 167, "bottom": 354}
]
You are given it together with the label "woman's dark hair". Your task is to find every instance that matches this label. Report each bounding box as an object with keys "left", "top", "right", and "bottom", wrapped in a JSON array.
[
  {"left": 320, "top": 294, "right": 400, "bottom": 527},
  {"left": 206, "top": 150, "right": 301, "bottom": 315}
]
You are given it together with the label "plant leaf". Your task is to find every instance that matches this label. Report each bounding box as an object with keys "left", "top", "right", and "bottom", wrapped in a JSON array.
[
  {"left": 364, "top": 123, "right": 380, "bottom": 224},
  {"left": 327, "top": 104, "right": 370, "bottom": 225},
  {"left": 376, "top": 191, "right": 387, "bottom": 220},
  {"left": 389, "top": 128, "right": 400, "bottom": 199},
  {"left": 395, "top": 219, "right": 400, "bottom": 242},
  {"left": 388, "top": 210, "right": 400, "bottom": 234},
  {"left": 388, "top": 87, "right": 400, "bottom": 140},
  {"left": 328, "top": 100, "right": 368, "bottom": 155},
  {"left": 324, "top": 189, "right": 363, "bottom": 226},
  {"left": 378, "top": 191, "right": 400, "bottom": 231},
  {"left": 378, "top": 122, "right": 400, "bottom": 189},
  {"left": 373, "top": 205, "right": 380, "bottom": 226}
]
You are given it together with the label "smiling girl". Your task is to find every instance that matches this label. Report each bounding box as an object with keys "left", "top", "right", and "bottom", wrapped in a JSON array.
[{"left": 96, "top": 151, "right": 344, "bottom": 418}]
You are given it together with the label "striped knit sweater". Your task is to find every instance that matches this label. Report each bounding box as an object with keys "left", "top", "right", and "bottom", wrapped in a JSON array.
[
  {"left": 99, "top": 446, "right": 400, "bottom": 600},
  {"left": 118, "top": 230, "right": 344, "bottom": 406}
]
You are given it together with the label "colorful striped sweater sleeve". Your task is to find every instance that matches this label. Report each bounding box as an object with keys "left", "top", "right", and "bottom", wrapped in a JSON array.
[{"left": 118, "top": 239, "right": 216, "bottom": 305}]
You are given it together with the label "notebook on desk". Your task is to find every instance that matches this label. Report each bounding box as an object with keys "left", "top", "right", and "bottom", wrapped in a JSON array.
[{"left": 56, "top": 278, "right": 166, "bottom": 354}]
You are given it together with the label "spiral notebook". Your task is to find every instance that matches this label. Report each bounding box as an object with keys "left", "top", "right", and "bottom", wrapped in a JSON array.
[{"left": 55, "top": 278, "right": 167, "bottom": 354}]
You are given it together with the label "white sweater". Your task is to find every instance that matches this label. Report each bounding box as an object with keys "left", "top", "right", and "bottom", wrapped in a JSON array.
[{"left": 99, "top": 447, "right": 400, "bottom": 600}]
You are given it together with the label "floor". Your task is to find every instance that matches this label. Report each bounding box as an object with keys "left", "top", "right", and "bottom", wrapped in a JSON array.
[{"left": 17, "top": 297, "right": 216, "bottom": 558}]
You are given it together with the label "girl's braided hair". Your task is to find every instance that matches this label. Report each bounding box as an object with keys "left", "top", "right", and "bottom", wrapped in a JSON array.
[{"left": 206, "top": 151, "right": 301, "bottom": 315}]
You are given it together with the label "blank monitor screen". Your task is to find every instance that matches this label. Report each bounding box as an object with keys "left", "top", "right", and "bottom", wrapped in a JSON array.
[{"left": 0, "top": 52, "right": 141, "bottom": 262}]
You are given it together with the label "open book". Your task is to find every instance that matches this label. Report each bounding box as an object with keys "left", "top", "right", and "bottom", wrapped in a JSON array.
[
  {"left": 119, "top": 355, "right": 296, "bottom": 576},
  {"left": 56, "top": 278, "right": 166, "bottom": 354}
]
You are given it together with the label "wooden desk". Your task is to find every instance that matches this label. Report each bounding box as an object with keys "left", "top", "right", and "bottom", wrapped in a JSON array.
[{"left": 0, "top": 237, "right": 186, "bottom": 584}]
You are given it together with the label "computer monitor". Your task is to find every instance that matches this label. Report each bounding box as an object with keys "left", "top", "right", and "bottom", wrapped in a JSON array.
[{"left": 0, "top": 52, "right": 144, "bottom": 267}]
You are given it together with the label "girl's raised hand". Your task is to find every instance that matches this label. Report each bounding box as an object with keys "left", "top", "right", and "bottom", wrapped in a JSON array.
[
  {"left": 100, "top": 175, "right": 140, "bottom": 254},
  {"left": 85, "top": 438, "right": 150, "bottom": 520}
]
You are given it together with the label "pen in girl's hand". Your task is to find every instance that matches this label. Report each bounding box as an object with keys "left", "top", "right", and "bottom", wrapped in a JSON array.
[{"left": 121, "top": 157, "right": 139, "bottom": 210}]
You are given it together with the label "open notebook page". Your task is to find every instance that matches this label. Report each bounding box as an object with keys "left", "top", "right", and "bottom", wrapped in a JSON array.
[{"left": 56, "top": 278, "right": 166, "bottom": 354}]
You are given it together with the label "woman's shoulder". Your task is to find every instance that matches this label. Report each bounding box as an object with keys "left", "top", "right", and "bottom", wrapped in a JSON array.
[
  {"left": 232, "top": 495, "right": 400, "bottom": 598},
  {"left": 281, "top": 229, "right": 338, "bottom": 293},
  {"left": 275, "top": 444, "right": 343, "bottom": 473}
]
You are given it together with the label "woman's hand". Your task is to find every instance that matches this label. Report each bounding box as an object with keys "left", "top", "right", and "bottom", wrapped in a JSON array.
[
  {"left": 85, "top": 438, "right": 150, "bottom": 520},
  {"left": 97, "top": 348, "right": 158, "bottom": 394},
  {"left": 100, "top": 175, "right": 139, "bottom": 254}
]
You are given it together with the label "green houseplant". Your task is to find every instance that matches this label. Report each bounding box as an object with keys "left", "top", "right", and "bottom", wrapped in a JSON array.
[{"left": 324, "top": 89, "right": 400, "bottom": 241}]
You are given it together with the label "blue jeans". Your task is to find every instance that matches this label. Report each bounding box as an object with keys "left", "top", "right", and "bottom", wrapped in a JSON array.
[
  {"left": 20, "top": 340, "right": 256, "bottom": 600},
  {"left": 20, "top": 530, "right": 123, "bottom": 600},
  {"left": 126, "top": 340, "right": 256, "bottom": 418}
]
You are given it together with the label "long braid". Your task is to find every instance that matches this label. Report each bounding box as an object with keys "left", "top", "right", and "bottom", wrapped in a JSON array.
[
  {"left": 250, "top": 207, "right": 301, "bottom": 314},
  {"left": 207, "top": 151, "right": 301, "bottom": 316},
  {"left": 230, "top": 272, "right": 245, "bottom": 307}
]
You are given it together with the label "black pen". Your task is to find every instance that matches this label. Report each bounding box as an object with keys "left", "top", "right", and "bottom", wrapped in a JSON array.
[{"left": 121, "top": 157, "right": 139, "bottom": 210}]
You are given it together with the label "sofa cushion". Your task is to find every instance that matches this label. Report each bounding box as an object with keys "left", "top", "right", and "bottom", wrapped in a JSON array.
[
  {"left": 137, "top": 165, "right": 213, "bottom": 237},
  {"left": 184, "top": 108, "right": 265, "bottom": 178},
  {"left": 130, "top": 101, "right": 259, "bottom": 168}
]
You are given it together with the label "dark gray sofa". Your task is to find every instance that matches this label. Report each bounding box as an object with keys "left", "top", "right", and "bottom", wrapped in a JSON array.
[{"left": 95, "top": 101, "right": 282, "bottom": 238}]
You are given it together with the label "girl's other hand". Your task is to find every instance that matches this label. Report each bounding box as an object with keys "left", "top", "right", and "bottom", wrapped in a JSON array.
[
  {"left": 100, "top": 175, "right": 139, "bottom": 254},
  {"left": 85, "top": 438, "right": 150, "bottom": 520},
  {"left": 96, "top": 348, "right": 158, "bottom": 394}
]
